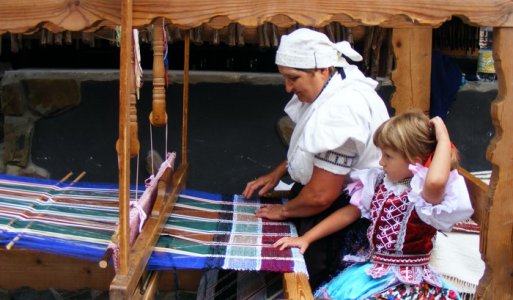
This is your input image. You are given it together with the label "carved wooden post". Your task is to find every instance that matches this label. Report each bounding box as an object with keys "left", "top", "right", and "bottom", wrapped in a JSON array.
[
  {"left": 390, "top": 27, "right": 432, "bottom": 115},
  {"left": 129, "top": 39, "right": 140, "bottom": 157},
  {"left": 476, "top": 27, "right": 513, "bottom": 299},
  {"left": 150, "top": 18, "right": 168, "bottom": 127},
  {"left": 115, "top": 0, "right": 132, "bottom": 278}
]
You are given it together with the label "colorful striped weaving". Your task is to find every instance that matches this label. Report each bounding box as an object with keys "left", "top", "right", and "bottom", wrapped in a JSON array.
[{"left": 0, "top": 174, "right": 307, "bottom": 275}]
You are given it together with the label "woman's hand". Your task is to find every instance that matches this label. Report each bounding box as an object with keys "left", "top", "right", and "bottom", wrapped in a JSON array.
[
  {"left": 242, "top": 160, "right": 288, "bottom": 199},
  {"left": 242, "top": 173, "right": 279, "bottom": 199},
  {"left": 255, "top": 204, "right": 286, "bottom": 221},
  {"left": 273, "top": 236, "right": 310, "bottom": 254}
]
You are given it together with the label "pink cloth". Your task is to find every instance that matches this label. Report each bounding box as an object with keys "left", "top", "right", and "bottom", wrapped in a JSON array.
[{"left": 107, "top": 152, "right": 176, "bottom": 272}]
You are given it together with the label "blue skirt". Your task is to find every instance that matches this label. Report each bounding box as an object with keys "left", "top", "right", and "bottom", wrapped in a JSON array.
[{"left": 313, "top": 263, "right": 461, "bottom": 300}]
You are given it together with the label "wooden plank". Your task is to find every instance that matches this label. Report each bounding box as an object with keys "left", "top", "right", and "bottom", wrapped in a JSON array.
[
  {"left": 0, "top": 249, "right": 114, "bottom": 291},
  {"left": 2, "top": 0, "right": 513, "bottom": 34},
  {"left": 0, "top": 249, "right": 203, "bottom": 293},
  {"left": 282, "top": 273, "right": 313, "bottom": 300},
  {"left": 458, "top": 167, "right": 488, "bottom": 227},
  {"left": 476, "top": 27, "right": 513, "bottom": 300},
  {"left": 158, "top": 269, "right": 203, "bottom": 292},
  {"left": 390, "top": 27, "right": 432, "bottom": 115}
]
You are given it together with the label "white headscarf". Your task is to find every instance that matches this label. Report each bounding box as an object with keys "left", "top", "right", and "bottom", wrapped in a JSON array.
[{"left": 275, "top": 28, "right": 362, "bottom": 69}]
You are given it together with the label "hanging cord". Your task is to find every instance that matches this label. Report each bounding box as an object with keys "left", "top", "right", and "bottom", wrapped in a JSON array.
[
  {"left": 165, "top": 122, "right": 169, "bottom": 155},
  {"left": 134, "top": 153, "right": 140, "bottom": 200},
  {"left": 115, "top": 26, "right": 121, "bottom": 47},
  {"left": 133, "top": 29, "right": 143, "bottom": 99},
  {"left": 172, "top": 267, "right": 180, "bottom": 300},
  {"left": 147, "top": 110, "right": 169, "bottom": 176},
  {"left": 149, "top": 123, "right": 155, "bottom": 175},
  {"left": 163, "top": 21, "right": 170, "bottom": 87}
]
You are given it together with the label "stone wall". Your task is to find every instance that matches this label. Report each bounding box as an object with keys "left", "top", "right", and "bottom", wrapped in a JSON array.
[{"left": 0, "top": 73, "right": 81, "bottom": 177}]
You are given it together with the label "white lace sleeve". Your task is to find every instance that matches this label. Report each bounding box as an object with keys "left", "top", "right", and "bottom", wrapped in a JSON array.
[
  {"left": 346, "top": 168, "right": 383, "bottom": 219},
  {"left": 408, "top": 164, "right": 474, "bottom": 232}
]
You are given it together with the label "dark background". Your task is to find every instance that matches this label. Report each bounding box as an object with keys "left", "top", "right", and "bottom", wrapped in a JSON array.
[
  {"left": 31, "top": 80, "right": 291, "bottom": 194},
  {"left": 1, "top": 36, "right": 495, "bottom": 195},
  {"left": 28, "top": 77, "right": 494, "bottom": 195}
]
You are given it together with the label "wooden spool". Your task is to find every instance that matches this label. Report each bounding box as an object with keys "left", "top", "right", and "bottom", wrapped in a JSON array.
[
  {"left": 129, "top": 38, "right": 140, "bottom": 157},
  {"left": 149, "top": 18, "right": 168, "bottom": 127}
]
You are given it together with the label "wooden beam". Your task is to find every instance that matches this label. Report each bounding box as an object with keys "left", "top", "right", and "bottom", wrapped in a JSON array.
[
  {"left": 0, "top": 249, "right": 204, "bottom": 293},
  {"left": 476, "top": 26, "right": 513, "bottom": 299},
  {"left": 116, "top": 0, "right": 133, "bottom": 276},
  {"left": 2, "top": 1, "right": 513, "bottom": 34},
  {"left": 0, "top": 249, "right": 114, "bottom": 291},
  {"left": 390, "top": 27, "right": 432, "bottom": 115},
  {"left": 282, "top": 273, "right": 313, "bottom": 300}
]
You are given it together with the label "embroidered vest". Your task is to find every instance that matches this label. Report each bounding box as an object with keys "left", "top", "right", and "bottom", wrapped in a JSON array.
[{"left": 365, "top": 181, "right": 442, "bottom": 286}]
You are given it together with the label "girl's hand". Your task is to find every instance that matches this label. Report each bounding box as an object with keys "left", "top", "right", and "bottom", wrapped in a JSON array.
[
  {"left": 273, "top": 236, "right": 310, "bottom": 254},
  {"left": 430, "top": 116, "right": 450, "bottom": 143},
  {"left": 423, "top": 116, "right": 452, "bottom": 204}
]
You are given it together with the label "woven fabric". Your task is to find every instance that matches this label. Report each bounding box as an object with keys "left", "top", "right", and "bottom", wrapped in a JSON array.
[
  {"left": 430, "top": 231, "right": 484, "bottom": 298},
  {"left": 0, "top": 175, "right": 307, "bottom": 275}
]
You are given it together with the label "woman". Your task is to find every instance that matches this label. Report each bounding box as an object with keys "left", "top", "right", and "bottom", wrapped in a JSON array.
[{"left": 242, "top": 28, "right": 390, "bottom": 289}]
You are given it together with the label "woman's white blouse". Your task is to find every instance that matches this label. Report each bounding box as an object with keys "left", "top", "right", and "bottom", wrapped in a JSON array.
[{"left": 285, "top": 65, "right": 389, "bottom": 184}]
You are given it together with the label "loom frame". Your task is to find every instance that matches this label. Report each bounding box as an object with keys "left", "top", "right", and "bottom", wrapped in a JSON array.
[{"left": 1, "top": 1, "right": 512, "bottom": 299}]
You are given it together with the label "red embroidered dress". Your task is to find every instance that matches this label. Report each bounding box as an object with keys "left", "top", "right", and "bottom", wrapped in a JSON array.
[
  {"left": 366, "top": 178, "right": 442, "bottom": 287},
  {"left": 314, "top": 164, "right": 474, "bottom": 299}
]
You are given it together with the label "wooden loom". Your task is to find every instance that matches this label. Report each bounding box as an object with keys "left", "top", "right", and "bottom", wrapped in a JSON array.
[{"left": 1, "top": 1, "right": 513, "bottom": 299}]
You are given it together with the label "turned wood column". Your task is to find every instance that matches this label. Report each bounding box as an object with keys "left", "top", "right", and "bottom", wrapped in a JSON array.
[
  {"left": 129, "top": 40, "right": 140, "bottom": 157},
  {"left": 150, "top": 18, "right": 168, "bottom": 127}
]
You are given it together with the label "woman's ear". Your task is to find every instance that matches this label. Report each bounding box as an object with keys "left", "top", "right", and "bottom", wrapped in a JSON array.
[{"left": 319, "top": 68, "right": 332, "bottom": 80}]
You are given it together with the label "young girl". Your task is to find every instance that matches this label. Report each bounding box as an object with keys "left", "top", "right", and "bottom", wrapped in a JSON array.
[{"left": 273, "top": 111, "right": 474, "bottom": 299}]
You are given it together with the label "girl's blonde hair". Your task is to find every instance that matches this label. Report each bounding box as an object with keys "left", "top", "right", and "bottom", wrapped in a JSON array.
[{"left": 373, "top": 111, "right": 460, "bottom": 169}]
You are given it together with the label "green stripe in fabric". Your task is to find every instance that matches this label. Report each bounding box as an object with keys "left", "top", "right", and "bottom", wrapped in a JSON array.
[
  {"left": 0, "top": 183, "right": 50, "bottom": 193},
  {"left": 8, "top": 220, "right": 113, "bottom": 240},
  {"left": 0, "top": 215, "right": 15, "bottom": 225},
  {"left": 33, "top": 205, "right": 118, "bottom": 218},
  {"left": 157, "top": 235, "right": 222, "bottom": 255},
  {"left": 166, "top": 218, "right": 223, "bottom": 232},
  {"left": 0, "top": 196, "right": 35, "bottom": 207},
  {"left": 176, "top": 197, "right": 228, "bottom": 211}
]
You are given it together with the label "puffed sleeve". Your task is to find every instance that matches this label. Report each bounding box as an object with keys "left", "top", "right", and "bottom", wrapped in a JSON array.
[
  {"left": 302, "top": 88, "right": 371, "bottom": 155},
  {"left": 408, "top": 164, "right": 474, "bottom": 232},
  {"left": 345, "top": 168, "right": 382, "bottom": 219}
]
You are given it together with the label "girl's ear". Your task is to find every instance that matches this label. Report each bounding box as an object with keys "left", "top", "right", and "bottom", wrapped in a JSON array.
[{"left": 412, "top": 156, "right": 424, "bottom": 165}]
